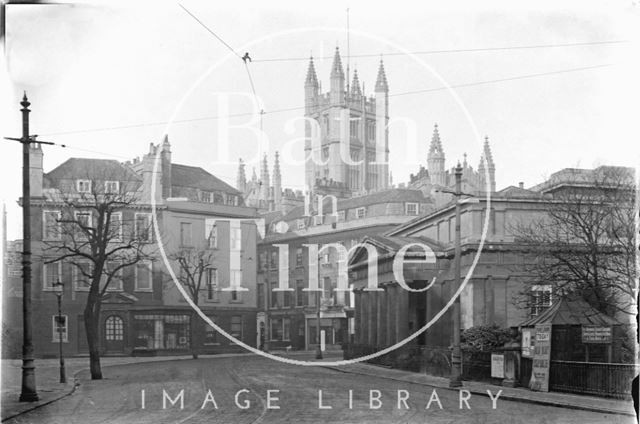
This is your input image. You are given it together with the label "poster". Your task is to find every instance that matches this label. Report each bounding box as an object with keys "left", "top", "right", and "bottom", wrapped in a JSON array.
[
  {"left": 521, "top": 328, "right": 534, "bottom": 358},
  {"left": 529, "top": 324, "right": 552, "bottom": 392},
  {"left": 491, "top": 353, "right": 505, "bottom": 378}
]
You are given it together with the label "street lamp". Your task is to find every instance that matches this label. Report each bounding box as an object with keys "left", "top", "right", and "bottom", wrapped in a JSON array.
[
  {"left": 52, "top": 281, "right": 66, "bottom": 384},
  {"left": 315, "top": 289, "right": 323, "bottom": 360},
  {"left": 4, "top": 94, "right": 53, "bottom": 402},
  {"left": 436, "top": 162, "right": 475, "bottom": 388}
]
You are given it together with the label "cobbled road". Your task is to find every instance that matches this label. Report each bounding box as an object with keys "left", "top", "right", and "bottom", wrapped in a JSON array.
[{"left": 5, "top": 355, "right": 634, "bottom": 424}]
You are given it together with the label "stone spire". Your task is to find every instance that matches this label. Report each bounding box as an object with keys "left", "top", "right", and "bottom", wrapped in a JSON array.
[
  {"left": 427, "top": 124, "right": 446, "bottom": 186},
  {"left": 273, "top": 151, "right": 282, "bottom": 207},
  {"left": 330, "top": 47, "right": 345, "bottom": 104},
  {"left": 478, "top": 136, "right": 496, "bottom": 192},
  {"left": 330, "top": 46, "right": 345, "bottom": 78},
  {"left": 350, "top": 69, "right": 362, "bottom": 97},
  {"left": 236, "top": 158, "right": 247, "bottom": 192},
  {"left": 428, "top": 123, "right": 444, "bottom": 155},
  {"left": 375, "top": 59, "right": 389, "bottom": 92},
  {"left": 251, "top": 167, "right": 257, "bottom": 182},
  {"left": 305, "top": 56, "right": 319, "bottom": 87},
  {"left": 260, "top": 153, "right": 270, "bottom": 201}
]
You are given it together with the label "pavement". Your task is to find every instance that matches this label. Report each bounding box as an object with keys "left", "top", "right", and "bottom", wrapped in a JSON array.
[
  {"left": 1, "top": 351, "right": 636, "bottom": 422},
  {"left": 0, "top": 353, "right": 251, "bottom": 422},
  {"left": 321, "top": 361, "right": 637, "bottom": 417}
]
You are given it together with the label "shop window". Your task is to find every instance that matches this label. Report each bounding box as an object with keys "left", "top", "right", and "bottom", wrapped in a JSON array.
[{"left": 133, "top": 314, "right": 190, "bottom": 350}]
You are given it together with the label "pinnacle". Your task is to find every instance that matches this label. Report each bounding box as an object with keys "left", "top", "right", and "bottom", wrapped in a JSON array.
[
  {"left": 351, "top": 69, "right": 362, "bottom": 96},
  {"left": 375, "top": 59, "right": 388, "bottom": 92},
  {"left": 331, "top": 47, "right": 345, "bottom": 78},
  {"left": 305, "top": 56, "right": 319, "bottom": 87},
  {"left": 428, "top": 123, "right": 444, "bottom": 155}
]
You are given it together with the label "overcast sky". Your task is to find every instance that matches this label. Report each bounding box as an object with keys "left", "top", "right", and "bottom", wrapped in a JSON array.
[{"left": 1, "top": 0, "right": 638, "bottom": 240}]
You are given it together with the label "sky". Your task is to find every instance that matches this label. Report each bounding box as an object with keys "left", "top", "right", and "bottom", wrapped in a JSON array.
[{"left": 1, "top": 0, "right": 639, "bottom": 241}]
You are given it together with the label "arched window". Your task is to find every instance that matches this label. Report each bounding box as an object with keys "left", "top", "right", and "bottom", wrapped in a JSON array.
[{"left": 105, "top": 315, "right": 124, "bottom": 341}]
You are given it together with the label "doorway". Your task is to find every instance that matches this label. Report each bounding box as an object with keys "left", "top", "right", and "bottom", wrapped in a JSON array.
[{"left": 104, "top": 315, "right": 125, "bottom": 353}]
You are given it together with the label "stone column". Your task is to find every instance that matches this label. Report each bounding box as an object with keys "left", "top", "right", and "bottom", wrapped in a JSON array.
[
  {"left": 378, "top": 288, "right": 387, "bottom": 348},
  {"left": 396, "top": 285, "right": 409, "bottom": 341},
  {"left": 354, "top": 290, "right": 361, "bottom": 344},
  {"left": 370, "top": 291, "right": 378, "bottom": 348},
  {"left": 387, "top": 284, "right": 396, "bottom": 345}
]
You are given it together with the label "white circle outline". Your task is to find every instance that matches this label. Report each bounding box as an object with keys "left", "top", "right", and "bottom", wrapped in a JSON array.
[{"left": 151, "top": 26, "right": 492, "bottom": 366}]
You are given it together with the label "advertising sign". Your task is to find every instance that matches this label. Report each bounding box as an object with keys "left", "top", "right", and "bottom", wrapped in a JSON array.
[
  {"left": 581, "top": 326, "right": 612, "bottom": 343},
  {"left": 521, "top": 328, "right": 534, "bottom": 358},
  {"left": 491, "top": 353, "right": 505, "bottom": 378},
  {"left": 529, "top": 324, "right": 552, "bottom": 392}
]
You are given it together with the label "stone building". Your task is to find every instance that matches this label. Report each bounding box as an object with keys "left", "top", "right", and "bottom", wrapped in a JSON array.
[
  {"left": 349, "top": 165, "right": 635, "bottom": 354},
  {"left": 257, "top": 188, "right": 433, "bottom": 351},
  {"left": 3, "top": 137, "right": 260, "bottom": 358}
]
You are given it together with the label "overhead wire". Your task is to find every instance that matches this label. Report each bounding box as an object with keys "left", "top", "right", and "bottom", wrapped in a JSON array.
[
  {"left": 250, "top": 40, "right": 627, "bottom": 63},
  {"left": 38, "top": 62, "right": 613, "bottom": 137}
]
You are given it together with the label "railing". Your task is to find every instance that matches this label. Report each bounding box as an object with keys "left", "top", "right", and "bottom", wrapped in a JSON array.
[{"left": 550, "top": 360, "right": 639, "bottom": 399}]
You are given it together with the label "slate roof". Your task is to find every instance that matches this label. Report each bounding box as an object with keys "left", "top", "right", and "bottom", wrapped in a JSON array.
[
  {"left": 281, "top": 188, "right": 428, "bottom": 221},
  {"left": 45, "top": 158, "right": 141, "bottom": 186},
  {"left": 519, "top": 296, "right": 620, "bottom": 327},
  {"left": 496, "top": 185, "right": 543, "bottom": 198},
  {"left": 170, "top": 164, "right": 240, "bottom": 195}
]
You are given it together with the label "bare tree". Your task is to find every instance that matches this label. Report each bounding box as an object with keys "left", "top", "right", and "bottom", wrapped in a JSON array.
[
  {"left": 43, "top": 168, "right": 154, "bottom": 379},
  {"left": 168, "top": 249, "right": 215, "bottom": 359},
  {"left": 511, "top": 166, "right": 636, "bottom": 317}
]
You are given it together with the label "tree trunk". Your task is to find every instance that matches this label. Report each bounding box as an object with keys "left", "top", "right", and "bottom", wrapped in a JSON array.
[
  {"left": 191, "top": 311, "right": 198, "bottom": 359},
  {"left": 84, "top": 296, "right": 103, "bottom": 379}
]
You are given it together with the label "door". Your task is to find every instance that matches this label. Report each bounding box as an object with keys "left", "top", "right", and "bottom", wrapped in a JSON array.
[{"left": 104, "top": 315, "right": 125, "bottom": 353}]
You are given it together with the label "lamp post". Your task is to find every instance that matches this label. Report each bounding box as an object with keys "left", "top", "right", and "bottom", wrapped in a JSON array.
[
  {"left": 449, "top": 163, "right": 463, "bottom": 388},
  {"left": 315, "top": 253, "right": 323, "bottom": 360},
  {"left": 436, "top": 163, "right": 469, "bottom": 388},
  {"left": 52, "top": 281, "right": 66, "bottom": 384}
]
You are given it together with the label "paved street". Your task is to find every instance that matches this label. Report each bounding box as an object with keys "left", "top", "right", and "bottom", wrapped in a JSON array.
[{"left": 3, "top": 354, "right": 635, "bottom": 424}]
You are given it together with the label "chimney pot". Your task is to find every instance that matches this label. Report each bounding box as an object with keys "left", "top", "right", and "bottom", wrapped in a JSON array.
[{"left": 519, "top": 182, "right": 524, "bottom": 189}]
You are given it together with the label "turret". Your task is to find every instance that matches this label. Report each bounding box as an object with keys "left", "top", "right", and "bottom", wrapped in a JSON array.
[
  {"left": 236, "top": 158, "right": 247, "bottom": 192},
  {"left": 350, "top": 69, "right": 362, "bottom": 98},
  {"left": 330, "top": 47, "right": 345, "bottom": 105},
  {"left": 478, "top": 136, "right": 496, "bottom": 192},
  {"left": 374, "top": 59, "right": 390, "bottom": 189},
  {"left": 374, "top": 59, "right": 389, "bottom": 94},
  {"left": 273, "top": 151, "right": 282, "bottom": 207},
  {"left": 304, "top": 56, "right": 319, "bottom": 113},
  {"left": 260, "top": 153, "right": 270, "bottom": 202},
  {"left": 427, "top": 124, "right": 446, "bottom": 186}
]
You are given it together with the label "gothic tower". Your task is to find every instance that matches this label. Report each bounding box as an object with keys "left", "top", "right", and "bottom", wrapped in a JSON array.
[
  {"left": 304, "top": 48, "right": 390, "bottom": 197},
  {"left": 427, "top": 124, "right": 446, "bottom": 186}
]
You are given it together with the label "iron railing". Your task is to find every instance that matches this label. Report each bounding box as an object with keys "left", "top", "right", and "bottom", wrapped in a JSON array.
[{"left": 550, "top": 360, "right": 639, "bottom": 399}]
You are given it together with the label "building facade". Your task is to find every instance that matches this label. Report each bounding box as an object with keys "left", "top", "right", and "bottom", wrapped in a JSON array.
[
  {"left": 4, "top": 137, "right": 260, "bottom": 358},
  {"left": 257, "top": 188, "right": 433, "bottom": 351},
  {"left": 349, "top": 165, "right": 635, "bottom": 353}
]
